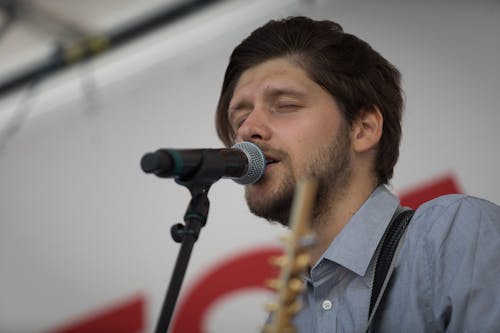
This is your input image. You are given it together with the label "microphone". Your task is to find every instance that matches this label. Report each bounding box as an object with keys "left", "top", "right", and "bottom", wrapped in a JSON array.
[{"left": 140, "top": 141, "right": 265, "bottom": 185}]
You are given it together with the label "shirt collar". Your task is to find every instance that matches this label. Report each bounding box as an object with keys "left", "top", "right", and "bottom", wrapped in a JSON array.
[{"left": 317, "top": 185, "right": 400, "bottom": 277}]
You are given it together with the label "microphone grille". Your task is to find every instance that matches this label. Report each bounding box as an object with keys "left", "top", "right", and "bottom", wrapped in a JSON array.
[{"left": 232, "top": 141, "right": 265, "bottom": 185}]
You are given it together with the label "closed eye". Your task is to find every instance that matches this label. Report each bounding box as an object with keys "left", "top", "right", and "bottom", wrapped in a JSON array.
[
  {"left": 274, "top": 104, "right": 302, "bottom": 113},
  {"left": 278, "top": 104, "right": 300, "bottom": 109},
  {"left": 234, "top": 117, "right": 246, "bottom": 130},
  {"left": 274, "top": 96, "right": 303, "bottom": 112}
]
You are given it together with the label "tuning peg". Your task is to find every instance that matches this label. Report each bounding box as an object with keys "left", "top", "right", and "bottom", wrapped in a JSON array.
[
  {"left": 287, "top": 277, "right": 305, "bottom": 294},
  {"left": 284, "top": 300, "right": 303, "bottom": 317},
  {"left": 269, "top": 255, "right": 288, "bottom": 268},
  {"left": 292, "top": 253, "right": 310, "bottom": 272},
  {"left": 264, "top": 301, "right": 279, "bottom": 313},
  {"left": 265, "top": 278, "right": 282, "bottom": 291}
]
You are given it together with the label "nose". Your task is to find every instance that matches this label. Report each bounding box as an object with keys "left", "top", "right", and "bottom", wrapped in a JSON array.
[{"left": 236, "top": 108, "right": 272, "bottom": 143}]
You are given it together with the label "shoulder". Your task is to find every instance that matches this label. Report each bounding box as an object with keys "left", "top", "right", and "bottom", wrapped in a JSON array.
[
  {"left": 404, "top": 193, "right": 500, "bottom": 265},
  {"left": 383, "top": 195, "right": 500, "bottom": 330},
  {"left": 417, "top": 193, "right": 499, "bottom": 215},
  {"left": 410, "top": 194, "right": 499, "bottom": 234}
]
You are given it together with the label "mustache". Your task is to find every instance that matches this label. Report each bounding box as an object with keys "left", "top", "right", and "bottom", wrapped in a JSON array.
[{"left": 255, "top": 143, "right": 288, "bottom": 162}]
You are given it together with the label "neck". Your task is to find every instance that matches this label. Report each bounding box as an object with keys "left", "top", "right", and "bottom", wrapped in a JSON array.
[{"left": 308, "top": 175, "right": 378, "bottom": 265}]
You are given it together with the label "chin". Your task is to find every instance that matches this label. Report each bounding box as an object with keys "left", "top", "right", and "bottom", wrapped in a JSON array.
[{"left": 245, "top": 181, "right": 294, "bottom": 226}]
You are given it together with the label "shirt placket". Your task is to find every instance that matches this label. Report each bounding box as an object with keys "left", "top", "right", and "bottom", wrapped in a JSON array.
[{"left": 311, "top": 261, "right": 339, "bottom": 333}]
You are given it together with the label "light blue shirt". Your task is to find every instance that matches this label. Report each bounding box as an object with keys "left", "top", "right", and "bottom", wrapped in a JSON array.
[{"left": 293, "top": 186, "right": 500, "bottom": 332}]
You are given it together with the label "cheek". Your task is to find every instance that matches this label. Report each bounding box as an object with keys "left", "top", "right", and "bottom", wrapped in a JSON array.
[
  {"left": 290, "top": 122, "right": 340, "bottom": 171},
  {"left": 295, "top": 117, "right": 338, "bottom": 148},
  {"left": 274, "top": 109, "right": 342, "bottom": 170}
]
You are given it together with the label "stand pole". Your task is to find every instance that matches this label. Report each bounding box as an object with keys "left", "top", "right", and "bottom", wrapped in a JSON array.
[
  {"left": 155, "top": 185, "right": 211, "bottom": 333},
  {"left": 154, "top": 218, "right": 202, "bottom": 333},
  {"left": 143, "top": 150, "right": 225, "bottom": 333}
]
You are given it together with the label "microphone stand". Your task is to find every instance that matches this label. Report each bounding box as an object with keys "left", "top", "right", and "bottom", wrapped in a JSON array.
[{"left": 150, "top": 151, "right": 225, "bottom": 333}]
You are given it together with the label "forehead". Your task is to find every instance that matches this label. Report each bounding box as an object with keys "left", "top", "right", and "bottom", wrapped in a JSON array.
[{"left": 231, "top": 58, "right": 314, "bottom": 101}]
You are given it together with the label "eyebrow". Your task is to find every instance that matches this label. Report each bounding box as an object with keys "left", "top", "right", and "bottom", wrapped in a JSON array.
[{"left": 266, "top": 87, "right": 307, "bottom": 99}]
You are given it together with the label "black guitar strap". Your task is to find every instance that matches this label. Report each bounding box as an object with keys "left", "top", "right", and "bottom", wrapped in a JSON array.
[{"left": 368, "top": 207, "right": 415, "bottom": 324}]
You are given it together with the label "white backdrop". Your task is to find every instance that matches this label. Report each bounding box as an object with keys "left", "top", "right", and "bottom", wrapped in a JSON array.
[{"left": 1, "top": 1, "right": 499, "bottom": 332}]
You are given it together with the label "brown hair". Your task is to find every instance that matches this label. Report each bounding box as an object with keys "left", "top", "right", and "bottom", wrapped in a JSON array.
[{"left": 215, "top": 16, "right": 403, "bottom": 185}]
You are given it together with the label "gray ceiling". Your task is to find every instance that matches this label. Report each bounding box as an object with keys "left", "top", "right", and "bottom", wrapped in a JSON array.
[{"left": 0, "top": 0, "right": 222, "bottom": 95}]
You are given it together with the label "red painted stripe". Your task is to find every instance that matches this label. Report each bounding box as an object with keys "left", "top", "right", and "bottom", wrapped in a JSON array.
[
  {"left": 170, "top": 247, "right": 281, "bottom": 333},
  {"left": 48, "top": 294, "right": 145, "bottom": 333},
  {"left": 399, "top": 173, "right": 463, "bottom": 209}
]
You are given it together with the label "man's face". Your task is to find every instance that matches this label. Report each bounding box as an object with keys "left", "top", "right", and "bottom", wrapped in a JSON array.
[{"left": 228, "top": 57, "right": 352, "bottom": 225}]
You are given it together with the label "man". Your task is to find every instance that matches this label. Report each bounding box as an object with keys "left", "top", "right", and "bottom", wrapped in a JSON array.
[{"left": 215, "top": 17, "right": 500, "bottom": 332}]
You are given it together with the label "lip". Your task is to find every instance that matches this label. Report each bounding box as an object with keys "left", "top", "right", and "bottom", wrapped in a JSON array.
[
  {"left": 264, "top": 155, "right": 279, "bottom": 167},
  {"left": 264, "top": 155, "right": 280, "bottom": 172},
  {"left": 265, "top": 161, "right": 278, "bottom": 170}
]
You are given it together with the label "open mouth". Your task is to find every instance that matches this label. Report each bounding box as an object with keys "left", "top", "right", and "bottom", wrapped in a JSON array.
[{"left": 265, "top": 156, "right": 279, "bottom": 167}]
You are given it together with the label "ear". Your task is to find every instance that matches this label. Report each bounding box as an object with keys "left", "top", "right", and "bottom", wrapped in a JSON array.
[{"left": 350, "top": 106, "right": 383, "bottom": 153}]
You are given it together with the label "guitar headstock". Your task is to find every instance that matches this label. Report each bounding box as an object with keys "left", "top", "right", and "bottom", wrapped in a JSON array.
[{"left": 262, "top": 178, "right": 317, "bottom": 333}]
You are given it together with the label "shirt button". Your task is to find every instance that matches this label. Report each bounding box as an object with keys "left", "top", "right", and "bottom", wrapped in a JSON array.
[{"left": 322, "top": 299, "right": 333, "bottom": 310}]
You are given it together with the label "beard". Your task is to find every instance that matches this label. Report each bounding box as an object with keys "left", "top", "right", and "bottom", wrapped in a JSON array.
[{"left": 245, "top": 123, "right": 352, "bottom": 226}]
